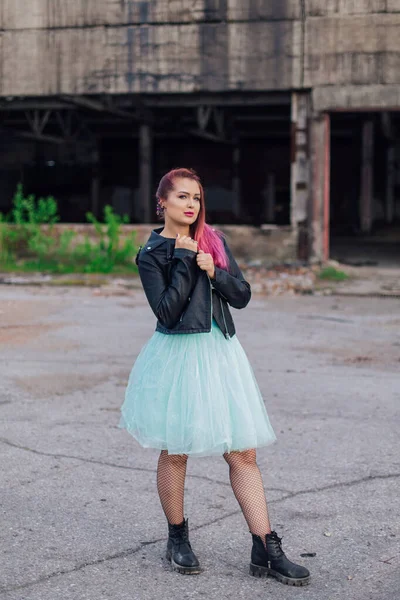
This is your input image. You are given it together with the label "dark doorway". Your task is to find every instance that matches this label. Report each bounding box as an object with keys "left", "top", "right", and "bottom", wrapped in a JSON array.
[{"left": 330, "top": 112, "right": 400, "bottom": 267}]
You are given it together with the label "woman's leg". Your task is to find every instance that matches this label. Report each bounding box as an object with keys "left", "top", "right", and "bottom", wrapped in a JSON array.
[
  {"left": 224, "top": 449, "right": 310, "bottom": 585},
  {"left": 158, "top": 450, "right": 200, "bottom": 574},
  {"left": 157, "top": 450, "right": 188, "bottom": 525},
  {"left": 223, "top": 448, "right": 271, "bottom": 543}
]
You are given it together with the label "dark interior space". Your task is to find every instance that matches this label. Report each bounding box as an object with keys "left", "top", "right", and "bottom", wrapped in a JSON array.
[
  {"left": 154, "top": 136, "right": 291, "bottom": 226},
  {"left": 330, "top": 112, "right": 400, "bottom": 267},
  {"left": 330, "top": 114, "right": 362, "bottom": 236},
  {"left": 153, "top": 137, "right": 234, "bottom": 223},
  {"left": 22, "top": 165, "right": 93, "bottom": 222},
  {"left": 0, "top": 94, "right": 291, "bottom": 225},
  {"left": 240, "top": 139, "right": 290, "bottom": 226}
]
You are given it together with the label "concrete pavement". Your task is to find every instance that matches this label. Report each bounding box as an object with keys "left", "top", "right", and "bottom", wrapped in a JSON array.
[{"left": 0, "top": 285, "right": 399, "bottom": 600}]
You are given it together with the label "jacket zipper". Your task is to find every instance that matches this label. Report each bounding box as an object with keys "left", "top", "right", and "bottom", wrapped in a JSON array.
[
  {"left": 179, "top": 296, "right": 191, "bottom": 322},
  {"left": 207, "top": 273, "right": 230, "bottom": 339},
  {"left": 219, "top": 296, "right": 230, "bottom": 339},
  {"left": 206, "top": 274, "right": 213, "bottom": 332}
]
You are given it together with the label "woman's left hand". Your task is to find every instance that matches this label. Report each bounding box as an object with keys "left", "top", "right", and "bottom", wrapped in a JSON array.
[{"left": 196, "top": 250, "right": 215, "bottom": 279}]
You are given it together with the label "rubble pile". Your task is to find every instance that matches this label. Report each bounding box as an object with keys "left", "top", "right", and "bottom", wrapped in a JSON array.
[{"left": 241, "top": 264, "right": 316, "bottom": 296}]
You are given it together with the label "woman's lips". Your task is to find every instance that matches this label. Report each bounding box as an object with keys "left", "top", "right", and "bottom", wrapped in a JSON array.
[{"left": 184, "top": 212, "right": 194, "bottom": 216}]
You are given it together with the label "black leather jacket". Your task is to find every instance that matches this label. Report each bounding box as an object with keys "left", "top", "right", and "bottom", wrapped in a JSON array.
[{"left": 136, "top": 227, "right": 251, "bottom": 338}]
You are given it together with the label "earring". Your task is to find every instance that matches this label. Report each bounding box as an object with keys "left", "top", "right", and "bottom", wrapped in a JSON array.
[{"left": 156, "top": 200, "right": 164, "bottom": 217}]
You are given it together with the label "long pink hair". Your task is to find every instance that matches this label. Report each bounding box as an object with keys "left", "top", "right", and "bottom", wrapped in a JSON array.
[{"left": 156, "top": 168, "right": 229, "bottom": 270}]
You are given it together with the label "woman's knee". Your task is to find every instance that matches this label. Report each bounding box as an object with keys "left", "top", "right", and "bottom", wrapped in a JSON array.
[
  {"left": 160, "top": 450, "right": 188, "bottom": 466},
  {"left": 223, "top": 448, "right": 257, "bottom": 467}
]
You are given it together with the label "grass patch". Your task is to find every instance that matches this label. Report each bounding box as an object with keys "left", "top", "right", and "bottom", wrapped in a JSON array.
[
  {"left": 318, "top": 266, "right": 349, "bottom": 281},
  {"left": 0, "top": 261, "right": 139, "bottom": 276},
  {"left": 0, "top": 184, "right": 139, "bottom": 274}
]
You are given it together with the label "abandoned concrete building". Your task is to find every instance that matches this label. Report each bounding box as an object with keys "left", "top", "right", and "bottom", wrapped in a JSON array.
[{"left": 1, "top": 1, "right": 400, "bottom": 264}]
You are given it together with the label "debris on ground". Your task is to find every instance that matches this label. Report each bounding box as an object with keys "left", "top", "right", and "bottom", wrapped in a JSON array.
[
  {"left": 1, "top": 261, "right": 399, "bottom": 298},
  {"left": 242, "top": 264, "right": 316, "bottom": 296}
]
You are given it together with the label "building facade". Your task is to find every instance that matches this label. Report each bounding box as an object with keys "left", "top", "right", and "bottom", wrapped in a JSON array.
[{"left": 1, "top": 1, "right": 400, "bottom": 261}]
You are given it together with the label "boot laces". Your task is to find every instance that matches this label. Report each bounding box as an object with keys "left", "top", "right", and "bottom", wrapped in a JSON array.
[
  {"left": 180, "top": 527, "right": 189, "bottom": 544},
  {"left": 170, "top": 525, "right": 191, "bottom": 549},
  {"left": 267, "top": 531, "right": 284, "bottom": 557}
]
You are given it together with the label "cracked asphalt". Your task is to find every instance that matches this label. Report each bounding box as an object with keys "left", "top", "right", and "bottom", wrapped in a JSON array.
[{"left": 0, "top": 285, "right": 399, "bottom": 600}]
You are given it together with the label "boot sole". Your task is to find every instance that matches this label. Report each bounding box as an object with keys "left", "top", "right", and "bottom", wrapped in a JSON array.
[
  {"left": 250, "top": 563, "right": 310, "bottom": 587},
  {"left": 165, "top": 550, "right": 202, "bottom": 575}
]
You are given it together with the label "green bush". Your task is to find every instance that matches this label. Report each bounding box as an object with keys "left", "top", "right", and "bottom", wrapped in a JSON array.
[
  {"left": 0, "top": 184, "right": 138, "bottom": 274},
  {"left": 77, "top": 205, "right": 135, "bottom": 273},
  {"left": 10, "top": 183, "right": 59, "bottom": 225}
]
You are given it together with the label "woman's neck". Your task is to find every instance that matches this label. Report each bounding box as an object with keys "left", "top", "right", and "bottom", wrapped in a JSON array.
[{"left": 159, "top": 223, "right": 190, "bottom": 238}]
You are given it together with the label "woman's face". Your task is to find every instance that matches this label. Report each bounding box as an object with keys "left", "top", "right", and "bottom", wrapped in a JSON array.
[{"left": 161, "top": 178, "right": 201, "bottom": 227}]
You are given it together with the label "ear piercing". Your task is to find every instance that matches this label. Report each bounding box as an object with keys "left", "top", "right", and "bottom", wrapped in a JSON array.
[{"left": 156, "top": 200, "right": 164, "bottom": 217}]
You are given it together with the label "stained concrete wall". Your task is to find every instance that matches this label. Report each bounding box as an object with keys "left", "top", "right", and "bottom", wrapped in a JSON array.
[
  {"left": 0, "top": 0, "right": 304, "bottom": 28},
  {"left": 306, "top": 9, "right": 400, "bottom": 110},
  {"left": 0, "top": 1, "right": 302, "bottom": 95},
  {"left": 2, "top": 1, "right": 400, "bottom": 109},
  {"left": 3, "top": 2, "right": 400, "bottom": 263}
]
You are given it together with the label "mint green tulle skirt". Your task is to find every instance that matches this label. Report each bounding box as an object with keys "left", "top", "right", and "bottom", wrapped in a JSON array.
[{"left": 119, "top": 318, "right": 276, "bottom": 457}]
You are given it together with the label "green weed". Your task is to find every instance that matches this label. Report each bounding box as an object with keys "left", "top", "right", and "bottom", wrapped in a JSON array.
[
  {"left": 0, "top": 184, "right": 139, "bottom": 274},
  {"left": 318, "top": 266, "right": 349, "bottom": 281}
]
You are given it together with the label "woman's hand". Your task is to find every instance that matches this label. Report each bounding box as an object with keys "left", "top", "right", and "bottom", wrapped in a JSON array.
[
  {"left": 175, "top": 233, "right": 198, "bottom": 253},
  {"left": 196, "top": 249, "right": 215, "bottom": 279}
]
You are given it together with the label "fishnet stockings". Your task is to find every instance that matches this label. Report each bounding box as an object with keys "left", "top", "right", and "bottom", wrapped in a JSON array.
[
  {"left": 157, "top": 450, "right": 188, "bottom": 525},
  {"left": 223, "top": 449, "right": 271, "bottom": 541},
  {"left": 157, "top": 448, "right": 271, "bottom": 541}
]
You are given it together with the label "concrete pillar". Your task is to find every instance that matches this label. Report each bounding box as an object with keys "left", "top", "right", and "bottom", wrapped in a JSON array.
[
  {"left": 359, "top": 120, "right": 374, "bottom": 234},
  {"left": 232, "top": 145, "right": 241, "bottom": 219},
  {"left": 264, "top": 173, "right": 276, "bottom": 222},
  {"left": 386, "top": 145, "right": 395, "bottom": 224},
  {"left": 291, "top": 92, "right": 311, "bottom": 259},
  {"left": 139, "top": 123, "right": 152, "bottom": 223},
  {"left": 311, "top": 113, "right": 330, "bottom": 262},
  {"left": 90, "top": 147, "right": 100, "bottom": 218}
]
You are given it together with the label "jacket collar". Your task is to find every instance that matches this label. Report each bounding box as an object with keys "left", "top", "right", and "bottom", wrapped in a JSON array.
[{"left": 144, "top": 227, "right": 175, "bottom": 252}]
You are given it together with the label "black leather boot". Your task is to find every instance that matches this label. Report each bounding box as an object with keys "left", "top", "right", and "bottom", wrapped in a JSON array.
[
  {"left": 250, "top": 531, "right": 310, "bottom": 586},
  {"left": 166, "top": 518, "right": 202, "bottom": 575}
]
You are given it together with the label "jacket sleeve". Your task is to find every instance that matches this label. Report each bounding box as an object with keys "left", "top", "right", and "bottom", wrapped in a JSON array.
[
  {"left": 210, "top": 238, "right": 251, "bottom": 309},
  {"left": 138, "top": 247, "right": 198, "bottom": 328}
]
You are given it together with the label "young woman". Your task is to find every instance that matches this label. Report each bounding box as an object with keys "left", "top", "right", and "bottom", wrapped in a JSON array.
[{"left": 119, "top": 168, "right": 310, "bottom": 587}]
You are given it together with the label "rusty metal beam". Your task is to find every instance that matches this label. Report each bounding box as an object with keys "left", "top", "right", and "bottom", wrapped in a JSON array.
[
  {"left": 1, "top": 107, "right": 96, "bottom": 144},
  {"left": 187, "top": 129, "right": 230, "bottom": 143},
  {"left": 323, "top": 114, "right": 331, "bottom": 261},
  {"left": 0, "top": 127, "right": 64, "bottom": 144},
  {"left": 60, "top": 95, "right": 140, "bottom": 121},
  {"left": 144, "top": 93, "right": 291, "bottom": 108},
  {"left": 0, "top": 100, "right": 73, "bottom": 111}
]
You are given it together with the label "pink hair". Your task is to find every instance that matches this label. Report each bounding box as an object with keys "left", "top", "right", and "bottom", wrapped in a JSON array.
[{"left": 156, "top": 168, "right": 229, "bottom": 270}]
